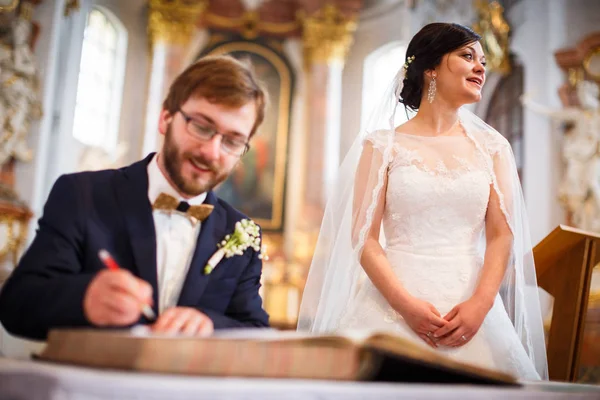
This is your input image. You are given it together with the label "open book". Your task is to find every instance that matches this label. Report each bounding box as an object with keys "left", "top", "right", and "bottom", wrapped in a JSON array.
[{"left": 38, "top": 328, "right": 518, "bottom": 385}]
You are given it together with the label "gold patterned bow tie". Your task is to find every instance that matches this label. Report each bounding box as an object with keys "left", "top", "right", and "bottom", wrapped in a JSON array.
[{"left": 152, "top": 193, "right": 214, "bottom": 222}]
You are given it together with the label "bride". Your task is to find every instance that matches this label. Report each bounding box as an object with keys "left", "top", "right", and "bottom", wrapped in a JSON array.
[{"left": 297, "top": 23, "right": 548, "bottom": 380}]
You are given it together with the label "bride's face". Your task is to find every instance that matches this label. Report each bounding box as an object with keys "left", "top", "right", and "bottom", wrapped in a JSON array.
[{"left": 432, "top": 41, "right": 486, "bottom": 106}]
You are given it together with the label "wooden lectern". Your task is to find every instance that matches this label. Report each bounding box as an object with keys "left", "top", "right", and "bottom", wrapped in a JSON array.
[{"left": 533, "top": 225, "right": 600, "bottom": 381}]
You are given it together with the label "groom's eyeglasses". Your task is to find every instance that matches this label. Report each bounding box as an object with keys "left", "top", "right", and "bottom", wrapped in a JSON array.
[{"left": 178, "top": 109, "right": 250, "bottom": 156}]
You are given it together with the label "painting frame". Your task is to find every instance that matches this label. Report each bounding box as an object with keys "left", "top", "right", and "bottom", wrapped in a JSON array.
[{"left": 200, "top": 40, "right": 293, "bottom": 231}]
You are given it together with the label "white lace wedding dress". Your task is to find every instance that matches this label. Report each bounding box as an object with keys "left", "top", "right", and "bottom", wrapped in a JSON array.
[{"left": 337, "top": 130, "right": 541, "bottom": 380}]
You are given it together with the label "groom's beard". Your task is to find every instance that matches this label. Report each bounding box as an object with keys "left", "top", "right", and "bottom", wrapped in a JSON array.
[{"left": 162, "top": 124, "right": 230, "bottom": 196}]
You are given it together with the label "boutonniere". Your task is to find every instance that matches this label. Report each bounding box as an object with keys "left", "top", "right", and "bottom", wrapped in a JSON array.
[{"left": 204, "top": 219, "right": 263, "bottom": 275}]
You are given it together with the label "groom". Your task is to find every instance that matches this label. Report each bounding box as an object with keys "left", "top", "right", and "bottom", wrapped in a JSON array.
[{"left": 0, "top": 55, "right": 270, "bottom": 340}]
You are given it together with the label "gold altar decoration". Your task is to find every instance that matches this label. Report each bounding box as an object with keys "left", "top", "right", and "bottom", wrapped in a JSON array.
[
  {"left": 472, "top": 0, "right": 511, "bottom": 75},
  {"left": 260, "top": 234, "right": 304, "bottom": 330},
  {"left": 0, "top": 0, "right": 19, "bottom": 13},
  {"left": 0, "top": 184, "right": 31, "bottom": 267},
  {"left": 583, "top": 46, "right": 600, "bottom": 82},
  {"left": 555, "top": 32, "right": 600, "bottom": 106},
  {"left": 148, "top": 0, "right": 208, "bottom": 46},
  {"left": 0, "top": 207, "right": 29, "bottom": 266},
  {"left": 300, "top": 4, "right": 357, "bottom": 66},
  {"left": 204, "top": 10, "right": 299, "bottom": 40}
]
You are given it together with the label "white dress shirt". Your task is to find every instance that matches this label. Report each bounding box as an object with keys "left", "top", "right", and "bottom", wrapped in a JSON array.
[{"left": 147, "top": 155, "right": 207, "bottom": 314}]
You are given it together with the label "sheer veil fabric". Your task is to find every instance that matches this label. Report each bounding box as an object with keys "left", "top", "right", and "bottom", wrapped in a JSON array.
[{"left": 297, "top": 67, "right": 549, "bottom": 380}]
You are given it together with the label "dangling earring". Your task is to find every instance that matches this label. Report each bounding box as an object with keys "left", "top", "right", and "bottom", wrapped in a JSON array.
[{"left": 427, "top": 74, "right": 437, "bottom": 103}]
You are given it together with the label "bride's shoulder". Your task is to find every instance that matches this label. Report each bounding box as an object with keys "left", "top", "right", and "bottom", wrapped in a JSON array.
[
  {"left": 483, "top": 130, "right": 511, "bottom": 156},
  {"left": 466, "top": 123, "right": 511, "bottom": 155},
  {"left": 363, "top": 129, "right": 393, "bottom": 150}
]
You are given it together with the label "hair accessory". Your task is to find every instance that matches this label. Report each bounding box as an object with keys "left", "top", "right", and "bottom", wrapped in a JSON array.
[{"left": 403, "top": 55, "right": 415, "bottom": 72}]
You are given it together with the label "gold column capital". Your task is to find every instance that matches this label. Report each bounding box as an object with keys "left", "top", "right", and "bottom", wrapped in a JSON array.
[
  {"left": 300, "top": 4, "right": 357, "bottom": 66},
  {"left": 148, "top": 0, "right": 208, "bottom": 46}
]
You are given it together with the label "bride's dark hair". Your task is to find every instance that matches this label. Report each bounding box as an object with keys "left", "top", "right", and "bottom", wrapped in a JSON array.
[{"left": 400, "top": 23, "right": 481, "bottom": 111}]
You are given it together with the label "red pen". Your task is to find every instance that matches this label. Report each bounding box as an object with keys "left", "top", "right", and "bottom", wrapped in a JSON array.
[{"left": 98, "top": 249, "right": 156, "bottom": 321}]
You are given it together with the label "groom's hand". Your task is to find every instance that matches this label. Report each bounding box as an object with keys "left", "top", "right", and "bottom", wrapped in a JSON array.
[
  {"left": 152, "top": 307, "right": 214, "bottom": 336},
  {"left": 84, "top": 269, "right": 153, "bottom": 327}
]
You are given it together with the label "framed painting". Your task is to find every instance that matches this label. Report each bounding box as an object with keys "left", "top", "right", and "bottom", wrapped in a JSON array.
[{"left": 201, "top": 41, "right": 293, "bottom": 231}]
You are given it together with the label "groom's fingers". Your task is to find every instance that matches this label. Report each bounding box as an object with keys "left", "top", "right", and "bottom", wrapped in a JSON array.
[
  {"left": 153, "top": 307, "right": 214, "bottom": 336},
  {"left": 196, "top": 315, "right": 214, "bottom": 336},
  {"left": 152, "top": 308, "right": 178, "bottom": 332}
]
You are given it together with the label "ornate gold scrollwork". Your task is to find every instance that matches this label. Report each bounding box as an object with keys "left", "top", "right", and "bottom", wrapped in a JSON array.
[
  {"left": 148, "top": 0, "right": 208, "bottom": 46},
  {"left": 300, "top": 4, "right": 357, "bottom": 66},
  {"left": 204, "top": 10, "right": 299, "bottom": 40},
  {"left": 583, "top": 46, "right": 600, "bottom": 82},
  {"left": 0, "top": 0, "right": 19, "bottom": 14},
  {"left": 0, "top": 212, "right": 29, "bottom": 266},
  {"left": 473, "top": 0, "right": 511, "bottom": 75}
]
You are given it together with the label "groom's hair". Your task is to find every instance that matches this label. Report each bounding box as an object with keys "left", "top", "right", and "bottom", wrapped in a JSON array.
[{"left": 162, "top": 55, "right": 267, "bottom": 139}]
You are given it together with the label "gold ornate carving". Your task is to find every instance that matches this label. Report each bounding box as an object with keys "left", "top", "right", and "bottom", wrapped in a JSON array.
[
  {"left": 0, "top": 0, "right": 19, "bottom": 14},
  {"left": 0, "top": 214, "right": 28, "bottom": 265},
  {"left": 568, "top": 67, "right": 585, "bottom": 88},
  {"left": 300, "top": 4, "right": 357, "bottom": 66},
  {"left": 204, "top": 11, "right": 299, "bottom": 40},
  {"left": 473, "top": 0, "right": 511, "bottom": 75},
  {"left": 64, "top": 0, "right": 80, "bottom": 17},
  {"left": 148, "top": 0, "right": 208, "bottom": 46},
  {"left": 0, "top": 194, "right": 31, "bottom": 266},
  {"left": 17, "top": 0, "right": 31, "bottom": 20},
  {"left": 583, "top": 46, "right": 600, "bottom": 81}
]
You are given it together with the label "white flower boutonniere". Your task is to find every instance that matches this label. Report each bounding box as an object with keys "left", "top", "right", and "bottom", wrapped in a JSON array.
[{"left": 204, "top": 219, "right": 262, "bottom": 275}]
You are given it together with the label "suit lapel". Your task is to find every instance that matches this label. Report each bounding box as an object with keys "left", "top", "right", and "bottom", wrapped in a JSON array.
[
  {"left": 178, "top": 191, "right": 226, "bottom": 307},
  {"left": 114, "top": 153, "right": 159, "bottom": 313}
]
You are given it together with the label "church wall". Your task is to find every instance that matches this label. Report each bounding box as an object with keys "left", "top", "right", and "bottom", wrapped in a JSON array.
[
  {"left": 14, "top": 0, "right": 149, "bottom": 237},
  {"left": 340, "top": 2, "right": 406, "bottom": 158}
]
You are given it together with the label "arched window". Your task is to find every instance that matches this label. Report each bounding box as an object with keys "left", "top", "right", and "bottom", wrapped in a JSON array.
[
  {"left": 361, "top": 42, "right": 406, "bottom": 130},
  {"left": 485, "top": 63, "right": 524, "bottom": 178},
  {"left": 71, "top": 7, "right": 127, "bottom": 150}
]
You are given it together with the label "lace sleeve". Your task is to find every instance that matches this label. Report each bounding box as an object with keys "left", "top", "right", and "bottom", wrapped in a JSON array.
[
  {"left": 363, "top": 130, "right": 391, "bottom": 152},
  {"left": 488, "top": 134, "right": 514, "bottom": 234},
  {"left": 352, "top": 139, "right": 390, "bottom": 251}
]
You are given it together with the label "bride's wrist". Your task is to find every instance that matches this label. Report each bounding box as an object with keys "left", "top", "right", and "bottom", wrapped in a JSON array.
[
  {"left": 471, "top": 291, "right": 495, "bottom": 310},
  {"left": 388, "top": 290, "right": 414, "bottom": 315}
]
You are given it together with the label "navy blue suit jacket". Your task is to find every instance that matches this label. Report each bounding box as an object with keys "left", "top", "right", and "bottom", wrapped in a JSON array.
[{"left": 0, "top": 154, "right": 269, "bottom": 340}]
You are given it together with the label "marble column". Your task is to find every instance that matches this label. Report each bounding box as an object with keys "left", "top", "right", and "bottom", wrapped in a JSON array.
[
  {"left": 297, "top": 5, "right": 357, "bottom": 247},
  {"left": 142, "top": 0, "right": 208, "bottom": 155}
]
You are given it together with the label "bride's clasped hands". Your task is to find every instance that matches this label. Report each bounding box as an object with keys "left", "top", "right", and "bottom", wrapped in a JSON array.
[
  {"left": 394, "top": 295, "right": 447, "bottom": 348},
  {"left": 434, "top": 295, "right": 492, "bottom": 347}
]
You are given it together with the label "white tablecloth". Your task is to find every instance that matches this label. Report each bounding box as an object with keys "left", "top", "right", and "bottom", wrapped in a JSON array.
[{"left": 1, "top": 358, "right": 599, "bottom": 400}]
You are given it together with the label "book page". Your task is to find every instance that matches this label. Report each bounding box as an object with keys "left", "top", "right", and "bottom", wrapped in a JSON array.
[{"left": 129, "top": 325, "right": 376, "bottom": 343}]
